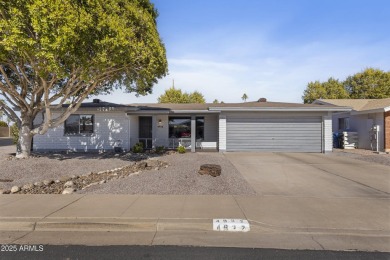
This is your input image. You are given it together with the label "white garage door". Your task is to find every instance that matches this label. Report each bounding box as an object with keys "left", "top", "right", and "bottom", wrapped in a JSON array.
[{"left": 226, "top": 116, "right": 322, "bottom": 152}]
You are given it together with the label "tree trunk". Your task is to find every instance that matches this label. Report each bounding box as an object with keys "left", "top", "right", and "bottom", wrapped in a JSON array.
[{"left": 16, "top": 117, "right": 33, "bottom": 159}]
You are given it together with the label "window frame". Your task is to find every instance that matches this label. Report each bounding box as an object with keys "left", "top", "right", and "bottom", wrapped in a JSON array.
[
  {"left": 64, "top": 114, "right": 94, "bottom": 136},
  {"left": 338, "top": 117, "right": 350, "bottom": 131},
  {"left": 168, "top": 116, "right": 205, "bottom": 140}
]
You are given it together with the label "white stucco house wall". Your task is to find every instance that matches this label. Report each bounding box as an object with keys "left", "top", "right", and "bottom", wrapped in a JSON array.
[
  {"left": 313, "top": 98, "right": 390, "bottom": 152},
  {"left": 33, "top": 99, "right": 350, "bottom": 153}
]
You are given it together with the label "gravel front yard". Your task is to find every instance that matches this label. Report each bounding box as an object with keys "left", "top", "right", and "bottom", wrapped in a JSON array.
[
  {"left": 332, "top": 149, "right": 390, "bottom": 166},
  {"left": 0, "top": 145, "right": 256, "bottom": 195}
]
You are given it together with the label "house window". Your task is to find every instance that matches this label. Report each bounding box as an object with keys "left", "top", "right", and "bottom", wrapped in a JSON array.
[
  {"left": 169, "top": 117, "right": 191, "bottom": 138},
  {"left": 338, "top": 117, "right": 350, "bottom": 130},
  {"left": 168, "top": 117, "right": 204, "bottom": 139},
  {"left": 64, "top": 114, "right": 94, "bottom": 135}
]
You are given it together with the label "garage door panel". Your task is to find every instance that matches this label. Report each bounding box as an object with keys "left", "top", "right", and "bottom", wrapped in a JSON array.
[{"left": 226, "top": 116, "right": 322, "bottom": 152}]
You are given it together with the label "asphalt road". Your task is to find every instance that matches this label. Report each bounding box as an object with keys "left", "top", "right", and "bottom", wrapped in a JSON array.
[{"left": 0, "top": 245, "right": 389, "bottom": 260}]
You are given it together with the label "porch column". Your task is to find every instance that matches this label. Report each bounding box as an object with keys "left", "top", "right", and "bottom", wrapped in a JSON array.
[{"left": 191, "top": 116, "right": 196, "bottom": 152}]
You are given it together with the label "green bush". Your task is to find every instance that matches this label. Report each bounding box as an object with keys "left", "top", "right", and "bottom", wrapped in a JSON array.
[
  {"left": 155, "top": 145, "right": 165, "bottom": 153},
  {"left": 177, "top": 145, "right": 186, "bottom": 154},
  {"left": 0, "top": 121, "right": 8, "bottom": 127},
  {"left": 132, "top": 142, "right": 144, "bottom": 153},
  {"left": 10, "top": 124, "right": 19, "bottom": 144}
]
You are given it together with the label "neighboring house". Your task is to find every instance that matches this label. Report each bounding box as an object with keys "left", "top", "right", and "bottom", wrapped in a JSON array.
[
  {"left": 313, "top": 98, "right": 390, "bottom": 152},
  {"left": 33, "top": 99, "right": 349, "bottom": 153}
]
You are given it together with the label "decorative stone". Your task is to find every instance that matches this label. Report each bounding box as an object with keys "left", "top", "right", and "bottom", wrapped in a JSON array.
[
  {"left": 137, "top": 162, "right": 147, "bottom": 169},
  {"left": 62, "top": 188, "right": 75, "bottom": 194},
  {"left": 22, "top": 183, "right": 34, "bottom": 190},
  {"left": 55, "top": 180, "right": 60, "bottom": 183},
  {"left": 60, "top": 176, "right": 69, "bottom": 182},
  {"left": 99, "top": 180, "right": 106, "bottom": 184},
  {"left": 146, "top": 160, "right": 159, "bottom": 167},
  {"left": 64, "top": 181, "right": 74, "bottom": 188},
  {"left": 11, "top": 186, "right": 20, "bottom": 193},
  {"left": 43, "top": 180, "right": 54, "bottom": 186},
  {"left": 0, "top": 189, "right": 6, "bottom": 194},
  {"left": 34, "top": 182, "right": 43, "bottom": 187},
  {"left": 198, "top": 164, "right": 222, "bottom": 177}
]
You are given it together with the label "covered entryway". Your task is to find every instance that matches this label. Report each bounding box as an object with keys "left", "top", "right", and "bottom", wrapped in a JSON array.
[{"left": 226, "top": 115, "right": 322, "bottom": 152}]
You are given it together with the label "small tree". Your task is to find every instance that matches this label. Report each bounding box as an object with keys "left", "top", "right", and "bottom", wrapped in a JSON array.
[
  {"left": 0, "top": 0, "right": 168, "bottom": 158},
  {"left": 158, "top": 87, "right": 206, "bottom": 103},
  {"left": 241, "top": 93, "right": 248, "bottom": 102},
  {"left": 213, "top": 99, "right": 219, "bottom": 104}
]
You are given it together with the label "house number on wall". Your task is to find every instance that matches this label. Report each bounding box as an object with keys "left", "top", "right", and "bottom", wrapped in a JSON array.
[{"left": 213, "top": 219, "right": 250, "bottom": 232}]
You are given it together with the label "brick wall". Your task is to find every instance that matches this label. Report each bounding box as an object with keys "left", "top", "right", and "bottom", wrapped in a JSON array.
[{"left": 385, "top": 111, "right": 390, "bottom": 152}]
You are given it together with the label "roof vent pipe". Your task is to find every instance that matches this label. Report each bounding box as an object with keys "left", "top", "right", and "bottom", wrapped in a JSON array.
[{"left": 258, "top": 98, "right": 267, "bottom": 102}]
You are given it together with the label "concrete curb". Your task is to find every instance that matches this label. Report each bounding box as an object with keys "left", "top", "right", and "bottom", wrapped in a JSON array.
[{"left": 1, "top": 218, "right": 389, "bottom": 237}]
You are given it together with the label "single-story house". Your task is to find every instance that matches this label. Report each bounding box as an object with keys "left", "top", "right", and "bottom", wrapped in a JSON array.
[
  {"left": 313, "top": 98, "right": 390, "bottom": 152},
  {"left": 33, "top": 99, "right": 350, "bottom": 153}
]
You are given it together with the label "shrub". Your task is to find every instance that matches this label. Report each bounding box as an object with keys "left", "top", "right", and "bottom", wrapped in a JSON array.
[
  {"left": 0, "top": 121, "right": 8, "bottom": 127},
  {"left": 10, "top": 124, "right": 19, "bottom": 144},
  {"left": 155, "top": 145, "right": 165, "bottom": 153},
  {"left": 132, "top": 142, "right": 144, "bottom": 153},
  {"left": 177, "top": 145, "right": 186, "bottom": 154}
]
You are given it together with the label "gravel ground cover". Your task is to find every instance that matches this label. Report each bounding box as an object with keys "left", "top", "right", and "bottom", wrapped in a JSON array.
[
  {"left": 332, "top": 149, "right": 390, "bottom": 166},
  {"left": 80, "top": 152, "right": 256, "bottom": 195},
  {"left": 0, "top": 145, "right": 256, "bottom": 195}
]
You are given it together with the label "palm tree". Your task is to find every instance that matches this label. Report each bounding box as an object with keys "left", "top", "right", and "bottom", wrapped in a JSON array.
[{"left": 241, "top": 93, "right": 248, "bottom": 102}]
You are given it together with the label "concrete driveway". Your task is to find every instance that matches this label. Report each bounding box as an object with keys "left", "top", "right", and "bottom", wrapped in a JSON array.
[{"left": 225, "top": 152, "right": 390, "bottom": 198}]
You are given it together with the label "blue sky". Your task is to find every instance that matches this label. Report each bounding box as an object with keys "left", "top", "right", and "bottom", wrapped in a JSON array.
[{"left": 89, "top": 0, "right": 390, "bottom": 104}]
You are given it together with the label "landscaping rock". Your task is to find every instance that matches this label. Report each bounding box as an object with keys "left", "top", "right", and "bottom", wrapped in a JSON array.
[
  {"left": 11, "top": 186, "right": 20, "bottom": 193},
  {"left": 0, "top": 189, "right": 6, "bottom": 194},
  {"left": 64, "top": 181, "right": 74, "bottom": 188},
  {"left": 60, "top": 176, "right": 69, "bottom": 182},
  {"left": 146, "top": 159, "right": 159, "bottom": 168},
  {"left": 34, "top": 182, "right": 43, "bottom": 187},
  {"left": 22, "top": 183, "right": 34, "bottom": 190},
  {"left": 198, "top": 164, "right": 222, "bottom": 177},
  {"left": 62, "top": 188, "right": 75, "bottom": 194},
  {"left": 43, "top": 180, "right": 54, "bottom": 186}
]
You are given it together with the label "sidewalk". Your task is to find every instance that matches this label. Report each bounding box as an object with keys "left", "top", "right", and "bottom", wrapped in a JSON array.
[{"left": 0, "top": 194, "right": 389, "bottom": 251}]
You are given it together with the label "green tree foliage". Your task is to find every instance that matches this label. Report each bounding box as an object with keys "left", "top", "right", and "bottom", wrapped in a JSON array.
[
  {"left": 213, "top": 99, "right": 219, "bottom": 103},
  {"left": 0, "top": 0, "right": 168, "bottom": 158},
  {"left": 302, "top": 68, "right": 390, "bottom": 103},
  {"left": 241, "top": 93, "right": 248, "bottom": 102},
  {"left": 157, "top": 87, "right": 206, "bottom": 103},
  {"left": 0, "top": 121, "right": 7, "bottom": 127},
  {"left": 303, "top": 78, "right": 348, "bottom": 104},
  {"left": 344, "top": 68, "right": 390, "bottom": 99}
]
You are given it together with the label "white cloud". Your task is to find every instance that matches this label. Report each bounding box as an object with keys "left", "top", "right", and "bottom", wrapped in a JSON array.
[{"left": 88, "top": 35, "right": 390, "bottom": 104}]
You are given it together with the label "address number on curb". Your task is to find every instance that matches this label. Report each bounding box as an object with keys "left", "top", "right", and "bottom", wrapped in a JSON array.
[{"left": 213, "top": 219, "right": 250, "bottom": 232}]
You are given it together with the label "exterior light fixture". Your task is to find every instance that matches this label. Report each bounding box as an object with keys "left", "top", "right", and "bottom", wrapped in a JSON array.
[{"left": 157, "top": 119, "right": 163, "bottom": 128}]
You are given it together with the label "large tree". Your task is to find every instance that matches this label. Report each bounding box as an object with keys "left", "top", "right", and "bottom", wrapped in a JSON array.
[
  {"left": 302, "top": 68, "right": 390, "bottom": 103},
  {"left": 0, "top": 0, "right": 168, "bottom": 158},
  {"left": 344, "top": 68, "right": 390, "bottom": 99},
  {"left": 157, "top": 87, "right": 206, "bottom": 103},
  {"left": 302, "top": 78, "right": 348, "bottom": 103}
]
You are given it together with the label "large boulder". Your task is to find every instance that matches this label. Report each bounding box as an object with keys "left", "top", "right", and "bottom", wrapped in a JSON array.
[{"left": 198, "top": 164, "right": 222, "bottom": 177}]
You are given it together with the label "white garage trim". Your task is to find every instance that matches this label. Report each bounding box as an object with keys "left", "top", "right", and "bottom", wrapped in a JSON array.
[{"left": 226, "top": 114, "right": 323, "bottom": 153}]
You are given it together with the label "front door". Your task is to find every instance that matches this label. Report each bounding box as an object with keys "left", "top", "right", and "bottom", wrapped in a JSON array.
[{"left": 139, "top": 116, "right": 153, "bottom": 149}]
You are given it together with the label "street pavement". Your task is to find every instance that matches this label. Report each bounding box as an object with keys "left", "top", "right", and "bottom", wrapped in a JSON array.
[{"left": 0, "top": 152, "right": 389, "bottom": 252}]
